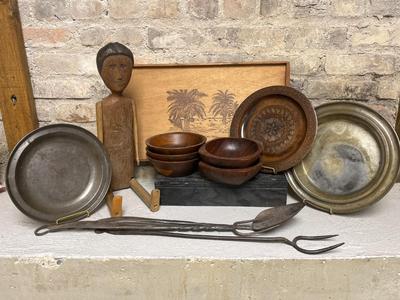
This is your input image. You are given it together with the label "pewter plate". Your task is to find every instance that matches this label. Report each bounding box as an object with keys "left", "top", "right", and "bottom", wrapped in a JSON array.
[
  {"left": 6, "top": 124, "right": 111, "bottom": 222},
  {"left": 286, "top": 102, "right": 400, "bottom": 214}
]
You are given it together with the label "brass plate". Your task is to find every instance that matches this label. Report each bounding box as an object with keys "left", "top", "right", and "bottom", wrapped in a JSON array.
[
  {"left": 230, "top": 86, "right": 317, "bottom": 172},
  {"left": 286, "top": 102, "right": 400, "bottom": 214}
]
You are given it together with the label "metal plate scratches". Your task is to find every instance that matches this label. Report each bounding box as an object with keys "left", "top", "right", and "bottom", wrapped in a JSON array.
[
  {"left": 285, "top": 102, "right": 400, "bottom": 214},
  {"left": 6, "top": 124, "right": 111, "bottom": 222}
]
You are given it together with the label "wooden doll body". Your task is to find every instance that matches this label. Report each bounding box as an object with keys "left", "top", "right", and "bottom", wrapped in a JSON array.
[{"left": 96, "top": 95, "right": 137, "bottom": 190}]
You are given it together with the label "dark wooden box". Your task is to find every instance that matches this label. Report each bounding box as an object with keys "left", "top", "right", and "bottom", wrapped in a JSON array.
[{"left": 155, "top": 172, "right": 287, "bottom": 207}]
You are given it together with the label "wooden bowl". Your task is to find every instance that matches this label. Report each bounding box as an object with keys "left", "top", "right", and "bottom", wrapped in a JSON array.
[
  {"left": 146, "top": 132, "right": 207, "bottom": 155},
  {"left": 148, "top": 157, "right": 199, "bottom": 177},
  {"left": 199, "top": 137, "right": 262, "bottom": 168},
  {"left": 146, "top": 148, "right": 199, "bottom": 162},
  {"left": 199, "top": 161, "right": 262, "bottom": 185}
]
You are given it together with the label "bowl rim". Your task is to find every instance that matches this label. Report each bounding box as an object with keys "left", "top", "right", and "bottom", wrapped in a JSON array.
[
  {"left": 199, "top": 160, "right": 262, "bottom": 173},
  {"left": 146, "top": 148, "right": 199, "bottom": 160},
  {"left": 145, "top": 131, "right": 207, "bottom": 151},
  {"left": 148, "top": 156, "right": 200, "bottom": 165},
  {"left": 199, "top": 137, "right": 262, "bottom": 163}
]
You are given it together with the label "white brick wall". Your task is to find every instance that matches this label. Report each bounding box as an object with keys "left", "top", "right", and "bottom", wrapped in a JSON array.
[{"left": 1, "top": 0, "right": 399, "bottom": 181}]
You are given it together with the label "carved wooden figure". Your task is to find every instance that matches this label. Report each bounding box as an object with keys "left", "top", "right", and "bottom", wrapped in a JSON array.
[{"left": 96, "top": 42, "right": 139, "bottom": 191}]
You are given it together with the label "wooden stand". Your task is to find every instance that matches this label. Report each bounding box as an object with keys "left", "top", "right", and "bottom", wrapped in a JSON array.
[
  {"left": 0, "top": 0, "right": 38, "bottom": 150},
  {"left": 129, "top": 179, "right": 160, "bottom": 212},
  {"left": 106, "top": 191, "right": 123, "bottom": 217}
]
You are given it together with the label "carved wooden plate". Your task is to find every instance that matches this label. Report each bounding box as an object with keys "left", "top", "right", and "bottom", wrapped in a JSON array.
[
  {"left": 285, "top": 102, "right": 400, "bottom": 214},
  {"left": 230, "top": 86, "right": 317, "bottom": 172}
]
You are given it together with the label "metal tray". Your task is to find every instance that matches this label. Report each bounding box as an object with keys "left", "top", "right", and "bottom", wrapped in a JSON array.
[
  {"left": 285, "top": 102, "right": 400, "bottom": 214},
  {"left": 230, "top": 86, "right": 317, "bottom": 172},
  {"left": 6, "top": 124, "right": 111, "bottom": 222}
]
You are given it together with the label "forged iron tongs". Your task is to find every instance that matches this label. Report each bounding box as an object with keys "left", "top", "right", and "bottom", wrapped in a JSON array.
[{"left": 34, "top": 203, "right": 344, "bottom": 255}]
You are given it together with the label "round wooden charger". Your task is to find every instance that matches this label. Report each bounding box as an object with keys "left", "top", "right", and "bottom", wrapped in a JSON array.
[{"left": 230, "top": 86, "right": 317, "bottom": 173}]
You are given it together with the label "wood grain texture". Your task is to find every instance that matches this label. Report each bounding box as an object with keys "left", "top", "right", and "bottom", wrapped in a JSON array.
[
  {"left": 0, "top": 0, "right": 38, "bottom": 150},
  {"left": 129, "top": 178, "right": 160, "bottom": 212},
  {"left": 106, "top": 192, "right": 123, "bottom": 217},
  {"left": 96, "top": 101, "right": 104, "bottom": 143},
  {"left": 99, "top": 95, "right": 135, "bottom": 190},
  {"left": 124, "top": 62, "right": 289, "bottom": 160}
]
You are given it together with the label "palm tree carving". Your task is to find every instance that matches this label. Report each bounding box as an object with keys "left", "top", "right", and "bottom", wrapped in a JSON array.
[
  {"left": 209, "top": 90, "right": 238, "bottom": 125},
  {"left": 167, "top": 89, "right": 207, "bottom": 130}
]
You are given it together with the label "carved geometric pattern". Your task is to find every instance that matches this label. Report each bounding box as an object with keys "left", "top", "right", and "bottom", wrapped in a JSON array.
[{"left": 248, "top": 105, "right": 295, "bottom": 154}]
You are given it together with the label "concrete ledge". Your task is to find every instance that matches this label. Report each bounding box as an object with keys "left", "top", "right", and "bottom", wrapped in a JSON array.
[
  {"left": 1, "top": 257, "right": 399, "bottom": 299},
  {"left": 1, "top": 167, "right": 400, "bottom": 299}
]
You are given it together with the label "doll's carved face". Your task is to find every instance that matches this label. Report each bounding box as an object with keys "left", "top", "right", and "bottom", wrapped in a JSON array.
[{"left": 100, "top": 54, "right": 133, "bottom": 94}]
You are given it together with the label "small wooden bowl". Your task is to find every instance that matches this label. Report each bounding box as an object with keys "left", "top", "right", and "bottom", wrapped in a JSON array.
[
  {"left": 148, "top": 157, "right": 199, "bottom": 177},
  {"left": 199, "top": 161, "right": 262, "bottom": 185},
  {"left": 146, "top": 132, "right": 207, "bottom": 155},
  {"left": 146, "top": 148, "right": 199, "bottom": 162},
  {"left": 199, "top": 137, "right": 262, "bottom": 168}
]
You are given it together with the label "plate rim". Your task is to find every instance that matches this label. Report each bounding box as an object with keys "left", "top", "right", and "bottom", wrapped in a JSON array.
[
  {"left": 285, "top": 102, "right": 400, "bottom": 214},
  {"left": 6, "top": 124, "right": 111, "bottom": 222},
  {"left": 230, "top": 85, "right": 317, "bottom": 172}
]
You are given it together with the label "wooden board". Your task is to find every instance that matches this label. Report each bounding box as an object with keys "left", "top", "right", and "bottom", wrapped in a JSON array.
[
  {"left": 124, "top": 62, "right": 289, "bottom": 161},
  {"left": 155, "top": 172, "right": 287, "bottom": 207},
  {"left": 0, "top": 0, "right": 38, "bottom": 150}
]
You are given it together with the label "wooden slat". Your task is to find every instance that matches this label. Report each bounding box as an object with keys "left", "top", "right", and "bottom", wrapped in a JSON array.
[{"left": 0, "top": 0, "right": 38, "bottom": 150}]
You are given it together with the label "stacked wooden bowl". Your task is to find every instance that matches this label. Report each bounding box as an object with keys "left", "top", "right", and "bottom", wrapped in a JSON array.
[
  {"left": 198, "top": 137, "right": 263, "bottom": 185},
  {"left": 146, "top": 132, "right": 206, "bottom": 177}
]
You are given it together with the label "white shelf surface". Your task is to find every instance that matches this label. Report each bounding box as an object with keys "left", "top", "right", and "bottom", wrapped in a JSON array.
[{"left": 1, "top": 167, "right": 399, "bottom": 260}]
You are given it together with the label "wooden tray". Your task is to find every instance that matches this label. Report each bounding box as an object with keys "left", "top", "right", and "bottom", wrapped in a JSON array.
[{"left": 123, "top": 62, "right": 290, "bottom": 161}]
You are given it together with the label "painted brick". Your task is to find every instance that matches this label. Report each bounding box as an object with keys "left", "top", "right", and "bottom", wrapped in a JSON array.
[
  {"left": 55, "top": 102, "right": 96, "bottom": 123},
  {"left": 370, "top": 0, "right": 400, "bottom": 17},
  {"left": 35, "top": 100, "right": 56, "bottom": 122},
  {"left": 351, "top": 26, "right": 391, "bottom": 47},
  {"left": 333, "top": 0, "right": 367, "bottom": 17},
  {"left": 305, "top": 78, "right": 378, "bottom": 100},
  {"left": 238, "top": 28, "right": 285, "bottom": 50},
  {"left": 223, "top": 0, "right": 257, "bottom": 19},
  {"left": 148, "top": 28, "right": 204, "bottom": 50},
  {"left": 33, "top": 53, "right": 97, "bottom": 76},
  {"left": 286, "top": 27, "right": 347, "bottom": 50},
  {"left": 109, "top": 0, "right": 143, "bottom": 19},
  {"left": 325, "top": 54, "right": 395, "bottom": 75},
  {"left": 147, "top": 0, "right": 180, "bottom": 18},
  {"left": 290, "top": 55, "right": 322, "bottom": 75},
  {"left": 207, "top": 27, "right": 240, "bottom": 48},
  {"left": 32, "top": 78, "right": 94, "bottom": 99},
  {"left": 188, "top": 0, "right": 218, "bottom": 19},
  {"left": 377, "top": 75, "right": 400, "bottom": 100},
  {"left": 34, "top": 0, "right": 68, "bottom": 20},
  {"left": 294, "top": 0, "right": 331, "bottom": 17},
  {"left": 79, "top": 27, "right": 106, "bottom": 46},
  {"left": 260, "top": 0, "right": 289, "bottom": 16},
  {"left": 110, "top": 28, "right": 145, "bottom": 48},
  {"left": 70, "top": 0, "right": 105, "bottom": 19},
  {"left": 22, "top": 27, "right": 71, "bottom": 47}
]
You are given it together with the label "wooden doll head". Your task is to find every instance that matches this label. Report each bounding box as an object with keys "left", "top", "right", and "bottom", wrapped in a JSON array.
[{"left": 97, "top": 42, "right": 134, "bottom": 94}]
